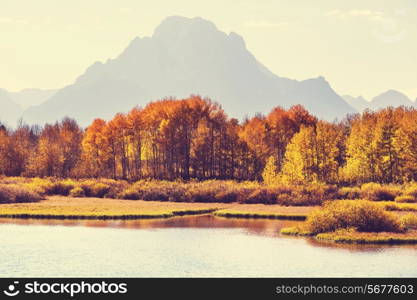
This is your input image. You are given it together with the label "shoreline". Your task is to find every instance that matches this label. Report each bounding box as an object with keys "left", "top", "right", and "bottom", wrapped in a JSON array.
[
  {"left": 0, "top": 196, "right": 314, "bottom": 220},
  {"left": 0, "top": 209, "right": 218, "bottom": 220},
  {"left": 280, "top": 227, "right": 417, "bottom": 245}
]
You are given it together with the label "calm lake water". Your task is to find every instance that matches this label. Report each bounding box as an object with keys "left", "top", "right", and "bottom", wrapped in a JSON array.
[{"left": 0, "top": 215, "right": 416, "bottom": 277}]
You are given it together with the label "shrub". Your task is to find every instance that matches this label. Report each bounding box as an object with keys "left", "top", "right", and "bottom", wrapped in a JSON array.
[
  {"left": 0, "top": 177, "right": 31, "bottom": 185},
  {"left": 0, "top": 184, "right": 42, "bottom": 203},
  {"left": 306, "top": 200, "right": 403, "bottom": 234},
  {"left": 395, "top": 195, "right": 416, "bottom": 203},
  {"left": 96, "top": 179, "right": 129, "bottom": 197},
  {"left": 244, "top": 188, "right": 278, "bottom": 204},
  {"left": 404, "top": 184, "right": 417, "bottom": 199},
  {"left": 337, "top": 187, "right": 361, "bottom": 199},
  {"left": 214, "top": 190, "right": 239, "bottom": 203},
  {"left": 78, "top": 179, "right": 124, "bottom": 198},
  {"left": 69, "top": 187, "right": 85, "bottom": 197},
  {"left": 189, "top": 187, "right": 216, "bottom": 203},
  {"left": 275, "top": 184, "right": 335, "bottom": 206},
  {"left": 90, "top": 183, "right": 110, "bottom": 198},
  {"left": 400, "top": 214, "right": 417, "bottom": 230},
  {"left": 48, "top": 179, "right": 76, "bottom": 195},
  {"left": 383, "top": 202, "right": 417, "bottom": 212},
  {"left": 24, "top": 178, "right": 54, "bottom": 195},
  {"left": 119, "top": 188, "right": 141, "bottom": 200},
  {"left": 360, "top": 183, "right": 400, "bottom": 201}
]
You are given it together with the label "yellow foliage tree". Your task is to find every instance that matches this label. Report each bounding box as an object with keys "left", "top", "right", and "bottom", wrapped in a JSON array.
[{"left": 262, "top": 156, "right": 280, "bottom": 185}]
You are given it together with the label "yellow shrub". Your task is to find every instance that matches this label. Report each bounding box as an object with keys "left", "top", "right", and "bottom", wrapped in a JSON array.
[
  {"left": 306, "top": 200, "right": 403, "bottom": 234},
  {"left": 69, "top": 187, "right": 85, "bottom": 197},
  {"left": 0, "top": 184, "right": 42, "bottom": 203},
  {"left": 400, "top": 214, "right": 417, "bottom": 230},
  {"left": 395, "top": 195, "right": 416, "bottom": 203},
  {"left": 360, "top": 183, "right": 400, "bottom": 201}
]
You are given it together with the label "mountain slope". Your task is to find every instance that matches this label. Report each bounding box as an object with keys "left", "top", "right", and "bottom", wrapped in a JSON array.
[
  {"left": 343, "top": 95, "right": 370, "bottom": 113},
  {"left": 23, "top": 16, "right": 356, "bottom": 126},
  {"left": 0, "top": 89, "right": 23, "bottom": 127},
  {"left": 10, "top": 88, "right": 57, "bottom": 109}
]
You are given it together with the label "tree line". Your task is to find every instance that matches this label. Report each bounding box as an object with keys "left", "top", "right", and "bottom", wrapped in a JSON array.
[{"left": 0, "top": 95, "right": 416, "bottom": 184}]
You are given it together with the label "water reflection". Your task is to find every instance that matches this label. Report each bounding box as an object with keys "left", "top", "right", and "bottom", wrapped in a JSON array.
[
  {"left": 1, "top": 215, "right": 416, "bottom": 253},
  {"left": 0, "top": 215, "right": 296, "bottom": 237}
]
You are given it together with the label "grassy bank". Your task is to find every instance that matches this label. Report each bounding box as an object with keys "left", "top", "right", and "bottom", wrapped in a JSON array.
[
  {"left": 214, "top": 205, "right": 314, "bottom": 220},
  {"left": 0, "top": 196, "right": 231, "bottom": 220},
  {"left": 0, "top": 196, "right": 316, "bottom": 220},
  {"left": 316, "top": 229, "right": 417, "bottom": 245}
]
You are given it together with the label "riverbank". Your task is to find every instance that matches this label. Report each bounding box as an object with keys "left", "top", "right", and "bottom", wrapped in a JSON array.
[
  {"left": 315, "top": 229, "right": 417, "bottom": 244},
  {"left": 0, "top": 196, "right": 232, "bottom": 220},
  {"left": 213, "top": 205, "right": 313, "bottom": 220},
  {"left": 281, "top": 226, "right": 417, "bottom": 244},
  {"left": 0, "top": 196, "right": 416, "bottom": 221},
  {"left": 0, "top": 196, "right": 316, "bottom": 220}
]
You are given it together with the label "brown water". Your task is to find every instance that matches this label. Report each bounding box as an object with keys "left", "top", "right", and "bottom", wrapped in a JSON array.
[{"left": 0, "top": 215, "right": 416, "bottom": 277}]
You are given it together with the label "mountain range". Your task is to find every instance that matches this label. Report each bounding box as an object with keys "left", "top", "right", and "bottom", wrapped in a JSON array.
[
  {"left": 0, "top": 16, "right": 415, "bottom": 127},
  {"left": 343, "top": 90, "right": 416, "bottom": 113}
]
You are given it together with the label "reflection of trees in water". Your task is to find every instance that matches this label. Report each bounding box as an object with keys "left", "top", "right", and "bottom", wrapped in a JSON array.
[
  {"left": 0, "top": 215, "right": 299, "bottom": 237},
  {"left": 2, "top": 216, "right": 416, "bottom": 252}
]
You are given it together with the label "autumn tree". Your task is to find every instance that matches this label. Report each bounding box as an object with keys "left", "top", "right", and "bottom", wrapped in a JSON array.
[
  {"left": 27, "top": 123, "right": 64, "bottom": 177},
  {"left": 393, "top": 109, "right": 417, "bottom": 181},
  {"left": 280, "top": 121, "right": 341, "bottom": 184},
  {"left": 78, "top": 119, "right": 112, "bottom": 178},
  {"left": 0, "top": 124, "right": 9, "bottom": 175},
  {"left": 262, "top": 156, "right": 279, "bottom": 185},
  {"left": 60, "top": 118, "right": 83, "bottom": 177},
  {"left": 342, "top": 111, "right": 378, "bottom": 183},
  {"left": 239, "top": 115, "right": 269, "bottom": 180}
]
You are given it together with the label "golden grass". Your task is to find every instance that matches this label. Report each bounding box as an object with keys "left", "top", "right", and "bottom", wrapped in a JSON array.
[
  {"left": 0, "top": 196, "right": 231, "bottom": 219},
  {"left": 400, "top": 214, "right": 417, "bottom": 230},
  {"left": 378, "top": 201, "right": 417, "bottom": 212},
  {"left": 214, "top": 204, "right": 314, "bottom": 220},
  {"left": 281, "top": 225, "right": 417, "bottom": 244},
  {"left": 316, "top": 229, "right": 417, "bottom": 244},
  {"left": 0, "top": 197, "right": 316, "bottom": 220},
  {"left": 280, "top": 226, "right": 314, "bottom": 236}
]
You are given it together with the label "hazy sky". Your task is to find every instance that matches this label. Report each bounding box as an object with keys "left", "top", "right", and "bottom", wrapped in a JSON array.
[{"left": 1, "top": 0, "right": 416, "bottom": 100}]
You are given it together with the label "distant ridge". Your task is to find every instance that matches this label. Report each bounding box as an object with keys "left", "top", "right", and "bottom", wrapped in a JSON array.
[{"left": 344, "top": 89, "right": 416, "bottom": 113}]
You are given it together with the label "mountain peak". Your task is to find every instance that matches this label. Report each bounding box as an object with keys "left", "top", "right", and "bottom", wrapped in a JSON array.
[
  {"left": 379, "top": 89, "right": 408, "bottom": 98},
  {"left": 373, "top": 89, "right": 411, "bottom": 104},
  {"left": 153, "top": 16, "right": 219, "bottom": 43}
]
